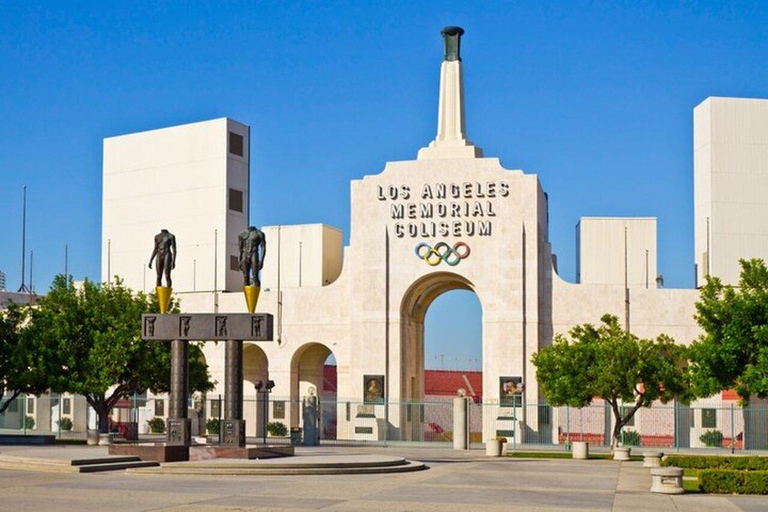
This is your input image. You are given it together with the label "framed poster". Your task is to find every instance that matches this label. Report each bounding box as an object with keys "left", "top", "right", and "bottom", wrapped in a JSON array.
[
  {"left": 500, "top": 376, "right": 524, "bottom": 406},
  {"left": 364, "top": 375, "right": 385, "bottom": 404}
]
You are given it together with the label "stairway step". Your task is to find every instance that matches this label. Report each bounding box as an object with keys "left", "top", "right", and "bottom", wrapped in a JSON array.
[
  {"left": 128, "top": 459, "right": 426, "bottom": 476},
  {"left": 77, "top": 460, "right": 160, "bottom": 473}
]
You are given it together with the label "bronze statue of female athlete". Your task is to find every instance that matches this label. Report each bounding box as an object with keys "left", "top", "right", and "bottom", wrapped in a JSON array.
[{"left": 148, "top": 229, "right": 177, "bottom": 287}]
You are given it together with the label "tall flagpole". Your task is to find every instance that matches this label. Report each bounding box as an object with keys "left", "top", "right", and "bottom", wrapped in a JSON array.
[
  {"left": 18, "top": 186, "right": 29, "bottom": 293},
  {"left": 29, "top": 250, "right": 34, "bottom": 294}
]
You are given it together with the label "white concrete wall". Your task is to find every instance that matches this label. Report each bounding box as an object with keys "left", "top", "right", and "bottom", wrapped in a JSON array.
[
  {"left": 102, "top": 118, "right": 249, "bottom": 293},
  {"left": 577, "top": 217, "right": 657, "bottom": 288},
  {"left": 694, "top": 97, "right": 768, "bottom": 287},
  {"left": 260, "top": 224, "right": 343, "bottom": 290}
]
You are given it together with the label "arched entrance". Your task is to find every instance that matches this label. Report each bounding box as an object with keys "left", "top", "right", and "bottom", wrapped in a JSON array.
[
  {"left": 243, "top": 343, "right": 268, "bottom": 437},
  {"left": 400, "top": 272, "right": 484, "bottom": 441},
  {"left": 290, "top": 342, "right": 337, "bottom": 438}
]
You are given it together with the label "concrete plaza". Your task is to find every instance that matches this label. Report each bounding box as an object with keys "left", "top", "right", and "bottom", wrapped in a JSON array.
[{"left": 0, "top": 445, "right": 767, "bottom": 511}]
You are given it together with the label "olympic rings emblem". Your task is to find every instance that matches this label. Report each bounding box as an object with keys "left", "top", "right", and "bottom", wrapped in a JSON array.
[{"left": 414, "top": 242, "right": 471, "bottom": 266}]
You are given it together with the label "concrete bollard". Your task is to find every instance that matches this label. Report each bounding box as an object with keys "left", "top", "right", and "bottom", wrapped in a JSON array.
[
  {"left": 453, "top": 396, "right": 469, "bottom": 450},
  {"left": 613, "top": 447, "right": 631, "bottom": 461},
  {"left": 650, "top": 467, "right": 684, "bottom": 494},
  {"left": 572, "top": 441, "right": 589, "bottom": 460},
  {"left": 642, "top": 451, "right": 663, "bottom": 468}
]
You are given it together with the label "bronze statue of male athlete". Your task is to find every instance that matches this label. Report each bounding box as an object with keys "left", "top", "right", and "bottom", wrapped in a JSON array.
[
  {"left": 238, "top": 226, "right": 266, "bottom": 286},
  {"left": 148, "top": 229, "right": 177, "bottom": 287}
]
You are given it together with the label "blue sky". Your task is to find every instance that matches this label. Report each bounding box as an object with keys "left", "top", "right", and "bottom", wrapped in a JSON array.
[{"left": 2, "top": 2, "right": 767, "bottom": 369}]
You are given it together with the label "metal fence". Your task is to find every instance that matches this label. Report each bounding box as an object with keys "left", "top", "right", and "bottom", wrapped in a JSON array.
[{"left": 2, "top": 393, "right": 767, "bottom": 452}]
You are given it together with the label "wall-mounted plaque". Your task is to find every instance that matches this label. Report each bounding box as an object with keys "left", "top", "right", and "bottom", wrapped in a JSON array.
[
  {"left": 500, "top": 376, "right": 524, "bottom": 406},
  {"left": 273, "top": 400, "right": 285, "bottom": 420},
  {"left": 363, "top": 375, "right": 385, "bottom": 404}
]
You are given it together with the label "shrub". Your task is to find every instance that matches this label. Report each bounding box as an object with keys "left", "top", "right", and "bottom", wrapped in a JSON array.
[
  {"left": 23, "top": 415, "right": 35, "bottom": 429},
  {"left": 621, "top": 430, "right": 641, "bottom": 446},
  {"left": 699, "top": 430, "right": 724, "bottom": 447},
  {"left": 57, "top": 417, "right": 73, "bottom": 431},
  {"left": 699, "top": 469, "right": 768, "bottom": 494},
  {"left": 206, "top": 418, "right": 220, "bottom": 435},
  {"left": 662, "top": 455, "right": 768, "bottom": 471},
  {"left": 147, "top": 417, "right": 166, "bottom": 434},
  {"left": 267, "top": 421, "right": 288, "bottom": 437}
]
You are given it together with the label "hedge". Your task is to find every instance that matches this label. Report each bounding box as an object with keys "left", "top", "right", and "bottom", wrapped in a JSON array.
[
  {"left": 699, "top": 469, "right": 768, "bottom": 494},
  {"left": 662, "top": 455, "right": 768, "bottom": 471}
]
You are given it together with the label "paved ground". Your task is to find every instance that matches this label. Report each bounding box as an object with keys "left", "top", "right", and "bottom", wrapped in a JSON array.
[{"left": 1, "top": 445, "right": 767, "bottom": 511}]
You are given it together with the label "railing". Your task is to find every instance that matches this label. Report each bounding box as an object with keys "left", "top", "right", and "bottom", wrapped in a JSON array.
[{"left": 2, "top": 394, "right": 767, "bottom": 452}]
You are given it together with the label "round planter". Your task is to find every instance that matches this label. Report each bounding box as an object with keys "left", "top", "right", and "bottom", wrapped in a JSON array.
[
  {"left": 486, "top": 439, "right": 503, "bottom": 457},
  {"left": 613, "top": 447, "right": 631, "bottom": 461},
  {"left": 86, "top": 429, "right": 99, "bottom": 446},
  {"left": 98, "top": 433, "right": 113, "bottom": 446},
  {"left": 572, "top": 441, "right": 589, "bottom": 460}
]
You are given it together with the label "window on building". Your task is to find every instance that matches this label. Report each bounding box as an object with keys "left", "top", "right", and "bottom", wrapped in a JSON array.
[
  {"left": 228, "top": 188, "right": 243, "bottom": 213},
  {"left": 154, "top": 399, "right": 164, "bottom": 417},
  {"left": 27, "top": 397, "right": 34, "bottom": 414},
  {"left": 8, "top": 399, "right": 18, "bottom": 413},
  {"left": 702, "top": 408, "right": 717, "bottom": 429},
  {"left": 210, "top": 399, "right": 220, "bottom": 418},
  {"left": 62, "top": 398, "right": 71, "bottom": 415},
  {"left": 230, "top": 255, "right": 241, "bottom": 271},
  {"left": 621, "top": 406, "right": 635, "bottom": 427},
  {"left": 229, "top": 132, "right": 244, "bottom": 157}
]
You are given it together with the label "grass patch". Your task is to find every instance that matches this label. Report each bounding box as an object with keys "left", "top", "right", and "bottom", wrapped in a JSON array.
[
  {"left": 683, "top": 478, "right": 702, "bottom": 493},
  {"left": 54, "top": 439, "right": 87, "bottom": 445},
  {"left": 509, "top": 451, "right": 641, "bottom": 461}
]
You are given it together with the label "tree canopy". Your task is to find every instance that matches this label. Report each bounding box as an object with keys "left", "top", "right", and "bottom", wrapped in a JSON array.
[
  {"left": 30, "top": 275, "right": 214, "bottom": 431},
  {"left": 690, "top": 258, "right": 768, "bottom": 402},
  {"left": 0, "top": 302, "right": 49, "bottom": 413},
  {"left": 533, "top": 314, "right": 692, "bottom": 448}
]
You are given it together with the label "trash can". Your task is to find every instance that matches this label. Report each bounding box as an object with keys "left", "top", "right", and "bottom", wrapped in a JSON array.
[{"left": 290, "top": 427, "right": 302, "bottom": 446}]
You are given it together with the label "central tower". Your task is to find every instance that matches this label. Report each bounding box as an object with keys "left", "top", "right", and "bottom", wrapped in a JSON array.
[{"left": 418, "top": 26, "right": 483, "bottom": 160}]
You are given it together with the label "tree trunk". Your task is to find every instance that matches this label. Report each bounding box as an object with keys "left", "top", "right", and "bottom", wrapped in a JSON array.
[
  {"left": 0, "top": 391, "right": 21, "bottom": 415},
  {"left": 611, "top": 420, "right": 624, "bottom": 450},
  {"left": 97, "top": 404, "right": 110, "bottom": 433}
]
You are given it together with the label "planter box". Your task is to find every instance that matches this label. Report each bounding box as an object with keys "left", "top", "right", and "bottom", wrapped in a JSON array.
[
  {"left": 486, "top": 439, "right": 504, "bottom": 457},
  {"left": 572, "top": 441, "right": 589, "bottom": 460}
]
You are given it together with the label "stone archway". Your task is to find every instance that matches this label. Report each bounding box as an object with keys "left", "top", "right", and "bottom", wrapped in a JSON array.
[
  {"left": 399, "top": 271, "right": 483, "bottom": 441},
  {"left": 290, "top": 342, "right": 337, "bottom": 433},
  {"left": 243, "top": 343, "right": 268, "bottom": 437}
]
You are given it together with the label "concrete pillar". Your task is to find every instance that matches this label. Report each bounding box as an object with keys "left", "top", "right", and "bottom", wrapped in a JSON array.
[
  {"left": 223, "top": 339, "right": 246, "bottom": 446},
  {"left": 453, "top": 396, "right": 470, "bottom": 450},
  {"left": 167, "top": 339, "right": 191, "bottom": 446}
]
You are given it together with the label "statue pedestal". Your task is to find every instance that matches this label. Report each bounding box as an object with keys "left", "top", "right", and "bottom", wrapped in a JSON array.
[
  {"left": 222, "top": 419, "right": 246, "bottom": 447},
  {"left": 166, "top": 418, "right": 191, "bottom": 446},
  {"left": 156, "top": 286, "right": 172, "bottom": 314},
  {"left": 243, "top": 285, "right": 260, "bottom": 313}
]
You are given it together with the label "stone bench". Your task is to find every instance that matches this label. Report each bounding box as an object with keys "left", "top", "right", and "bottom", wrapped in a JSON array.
[
  {"left": 642, "top": 451, "right": 663, "bottom": 468},
  {"left": 650, "top": 467, "right": 684, "bottom": 494}
]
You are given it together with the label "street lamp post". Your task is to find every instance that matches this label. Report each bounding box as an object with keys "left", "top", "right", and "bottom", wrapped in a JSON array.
[{"left": 254, "top": 380, "right": 275, "bottom": 445}]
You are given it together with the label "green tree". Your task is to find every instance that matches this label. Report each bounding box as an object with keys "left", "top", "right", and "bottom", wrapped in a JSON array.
[
  {"left": 31, "top": 275, "right": 214, "bottom": 432},
  {"left": 690, "top": 258, "right": 768, "bottom": 402},
  {"left": 533, "top": 314, "right": 692, "bottom": 449},
  {"left": 0, "top": 302, "right": 49, "bottom": 413}
]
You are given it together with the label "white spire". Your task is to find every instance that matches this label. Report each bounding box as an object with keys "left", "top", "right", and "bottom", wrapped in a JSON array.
[{"left": 418, "top": 27, "right": 483, "bottom": 160}]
